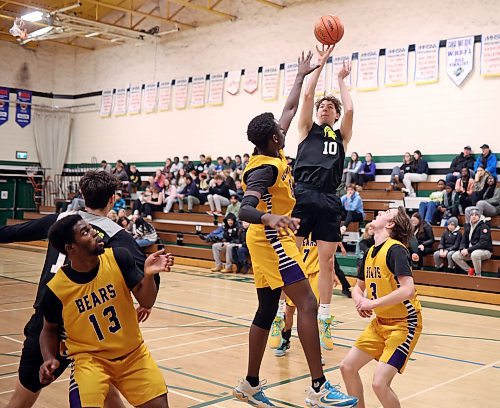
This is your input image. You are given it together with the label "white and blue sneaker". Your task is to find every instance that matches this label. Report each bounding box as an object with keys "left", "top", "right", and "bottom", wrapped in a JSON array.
[
  {"left": 233, "top": 379, "right": 276, "bottom": 407},
  {"left": 274, "top": 339, "right": 290, "bottom": 357},
  {"left": 305, "top": 381, "right": 358, "bottom": 407}
]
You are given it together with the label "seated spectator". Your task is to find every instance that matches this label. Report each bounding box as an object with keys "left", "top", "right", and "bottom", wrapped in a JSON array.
[
  {"left": 141, "top": 185, "right": 164, "bottom": 220},
  {"left": 242, "top": 153, "right": 250, "bottom": 170},
  {"left": 195, "top": 154, "right": 206, "bottom": 174},
  {"left": 386, "top": 152, "right": 414, "bottom": 191},
  {"left": 224, "top": 156, "right": 236, "bottom": 172},
  {"left": 177, "top": 176, "right": 201, "bottom": 213},
  {"left": 207, "top": 174, "right": 231, "bottom": 216},
  {"left": 67, "top": 190, "right": 85, "bottom": 212},
  {"left": 234, "top": 221, "right": 250, "bottom": 274},
  {"left": 204, "top": 155, "right": 216, "bottom": 175},
  {"left": 113, "top": 161, "right": 129, "bottom": 184},
  {"left": 223, "top": 169, "right": 237, "bottom": 194},
  {"left": 132, "top": 186, "right": 151, "bottom": 215},
  {"left": 213, "top": 156, "right": 224, "bottom": 172},
  {"left": 107, "top": 209, "right": 118, "bottom": 222},
  {"left": 409, "top": 212, "right": 434, "bottom": 269},
  {"left": 233, "top": 154, "right": 244, "bottom": 180},
  {"left": 176, "top": 169, "right": 187, "bottom": 191},
  {"left": 474, "top": 144, "right": 497, "bottom": 178},
  {"left": 418, "top": 179, "right": 446, "bottom": 224},
  {"left": 117, "top": 208, "right": 127, "bottom": 219},
  {"left": 153, "top": 169, "right": 166, "bottom": 191},
  {"left": 455, "top": 166, "right": 475, "bottom": 212},
  {"left": 117, "top": 216, "right": 133, "bottom": 235},
  {"left": 162, "top": 179, "right": 178, "bottom": 214},
  {"left": 98, "top": 160, "right": 112, "bottom": 174},
  {"left": 133, "top": 216, "right": 158, "bottom": 248},
  {"left": 465, "top": 175, "right": 499, "bottom": 222},
  {"left": 402, "top": 150, "right": 429, "bottom": 197},
  {"left": 225, "top": 194, "right": 241, "bottom": 220},
  {"left": 436, "top": 182, "right": 460, "bottom": 226},
  {"left": 340, "top": 184, "right": 364, "bottom": 234},
  {"left": 357, "top": 153, "right": 376, "bottom": 187},
  {"left": 342, "top": 152, "right": 362, "bottom": 187},
  {"left": 433, "top": 217, "right": 461, "bottom": 271},
  {"left": 182, "top": 155, "right": 195, "bottom": 173},
  {"left": 112, "top": 192, "right": 126, "bottom": 213},
  {"left": 162, "top": 158, "right": 172, "bottom": 175},
  {"left": 446, "top": 145, "right": 475, "bottom": 183},
  {"left": 452, "top": 208, "right": 492, "bottom": 276},
  {"left": 235, "top": 180, "right": 244, "bottom": 201},
  {"left": 170, "top": 156, "right": 183, "bottom": 177},
  {"left": 471, "top": 168, "right": 493, "bottom": 205},
  {"left": 128, "top": 164, "right": 141, "bottom": 193},
  {"left": 210, "top": 213, "right": 241, "bottom": 273}
]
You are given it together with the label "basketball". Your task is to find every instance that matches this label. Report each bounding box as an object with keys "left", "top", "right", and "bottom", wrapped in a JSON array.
[{"left": 314, "top": 15, "right": 344, "bottom": 45}]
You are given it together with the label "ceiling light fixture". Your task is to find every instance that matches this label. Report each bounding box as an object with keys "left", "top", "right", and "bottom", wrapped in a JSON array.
[{"left": 21, "top": 11, "right": 44, "bottom": 22}]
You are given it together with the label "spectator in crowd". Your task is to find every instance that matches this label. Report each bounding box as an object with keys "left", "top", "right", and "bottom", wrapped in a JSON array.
[
  {"left": 340, "top": 184, "right": 364, "bottom": 234},
  {"left": 225, "top": 194, "right": 241, "bottom": 220},
  {"left": 98, "top": 160, "right": 112, "bottom": 174},
  {"left": 133, "top": 216, "right": 158, "bottom": 248},
  {"left": 235, "top": 179, "right": 244, "bottom": 201},
  {"left": 242, "top": 153, "right": 250, "bottom": 170},
  {"left": 409, "top": 212, "right": 435, "bottom": 269},
  {"left": 402, "top": 150, "right": 429, "bottom": 197},
  {"left": 452, "top": 208, "right": 493, "bottom": 276},
  {"left": 204, "top": 156, "right": 216, "bottom": 175},
  {"left": 196, "top": 154, "right": 206, "bottom": 174},
  {"left": 234, "top": 221, "right": 250, "bottom": 274},
  {"left": 357, "top": 153, "right": 376, "bottom": 187},
  {"left": 162, "top": 158, "right": 172, "bottom": 175},
  {"left": 342, "top": 152, "right": 362, "bottom": 187},
  {"left": 177, "top": 176, "right": 201, "bottom": 213},
  {"left": 386, "top": 152, "right": 414, "bottom": 191},
  {"left": 223, "top": 169, "right": 237, "bottom": 194},
  {"left": 471, "top": 167, "right": 492, "bottom": 205},
  {"left": 210, "top": 213, "right": 241, "bottom": 273},
  {"left": 112, "top": 192, "right": 126, "bottom": 213},
  {"left": 107, "top": 209, "right": 118, "bottom": 222},
  {"left": 214, "top": 156, "right": 225, "bottom": 172},
  {"left": 117, "top": 216, "right": 133, "bottom": 235},
  {"left": 198, "top": 172, "right": 210, "bottom": 198},
  {"left": 233, "top": 154, "right": 244, "bottom": 180},
  {"left": 436, "top": 182, "right": 460, "bottom": 226},
  {"left": 465, "top": 175, "right": 499, "bottom": 221},
  {"left": 153, "top": 169, "right": 166, "bottom": 191},
  {"left": 418, "top": 179, "right": 446, "bottom": 224},
  {"left": 132, "top": 186, "right": 151, "bottom": 215},
  {"left": 113, "top": 161, "right": 129, "bottom": 183},
  {"left": 183, "top": 155, "right": 195, "bottom": 173},
  {"left": 207, "top": 174, "right": 231, "bottom": 216},
  {"left": 455, "top": 166, "right": 475, "bottom": 211},
  {"left": 433, "top": 217, "right": 461, "bottom": 271},
  {"left": 356, "top": 223, "right": 374, "bottom": 271},
  {"left": 142, "top": 185, "right": 164, "bottom": 220},
  {"left": 67, "top": 190, "right": 85, "bottom": 211},
  {"left": 162, "top": 179, "right": 178, "bottom": 214},
  {"left": 474, "top": 144, "right": 497, "bottom": 178},
  {"left": 446, "top": 145, "right": 475, "bottom": 183},
  {"left": 128, "top": 164, "right": 141, "bottom": 193},
  {"left": 224, "top": 156, "right": 236, "bottom": 172},
  {"left": 117, "top": 208, "right": 127, "bottom": 219},
  {"left": 171, "top": 156, "right": 183, "bottom": 178}
]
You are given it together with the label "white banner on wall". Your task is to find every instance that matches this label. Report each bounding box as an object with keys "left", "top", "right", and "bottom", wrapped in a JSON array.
[
  {"left": 243, "top": 68, "right": 258, "bottom": 94},
  {"left": 174, "top": 78, "right": 189, "bottom": 109},
  {"left": 226, "top": 70, "right": 241, "bottom": 95},
  {"left": 158, "top": 81, "right": 171, "bottom": 111},
  {"left": 190, "top": 76, "right": 206, "bottom": 108},
  {"left": 385, "top": 47, "right": 408, "bottom": 86},
  {"left": 208, "top": 73, "right": 224, "bottom": 105},
  {"left": 414, "top": 42, "right": 440, "bottom": 84},
  {"left": 113, "top": 87, "right": 128, "bottom": 116},
  {"left": 100, "top": 90, "right": 113, "bottom": 117},
  {"left": 446, "top": 36, "right": 474, "bottom": 86},
  {"left": 283, "top": 62, "right": 298, "bottom": 97},
  {"left": 481, "top": 34, "right": 500, "bottom": 77},
  {"left": 261, "top": 65, "right": 280, "bottom": 101},
  {"left": 357, "top": 51, "right": 379, "bottom": 91},
  {"left": 127, "top": 85, "right": 142, "bottom": 115},
  {"left": 142, "top": 83, "right": 158, "bottom": 113},
  {"left": 332, "top": 55, "right": 352, "bottom": 92}
]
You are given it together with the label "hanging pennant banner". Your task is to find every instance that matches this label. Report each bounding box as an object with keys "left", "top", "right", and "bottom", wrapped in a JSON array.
[
  {"left": 414, "top": 42, "right": 440, "bottom": 84},
  {"left": 261, "top": 65, "right": 280, "bottom": 101},
  {"left": 283, "top": 62, "right": 298, "bottom": 97},
  {"left": 100, "top": 89, "right": 113, "bottom": 117},
  {"left": 127, "top": 85, "right": 142, "bottom": 115},
  {"left": 446, "top": 36, "right": 474, "bottom": 86},
  {"left": 113, "top": 87, "right": 128, "bottom": 116},
  {"left": 357, "top": 51, "right": 379, "bottom": 91},
  {"left": 226, "top": 70, "right": 241, "bottom": 95},
  {"left": 332, "top": 55, "right": 352, "bottom": 92},
  {"left": 385, "top": 47, "right": 408, "bottom": 86},
  {"left": 174, "top": 78, "right": 189, "bottom": 109},
  {"left": 243, "top": 68, "right": 258, "bottom": 94},
  {"left": 208, "top": 73, "right": 224, "bottom": 105},
  {"left": 0, "top": 87, "right": 9, "bottom": 126},
  {"left": 481, "top": 34, "right": 500, "bottom": 77},
  {"left": 15, "top": 90, "right": 31, "bottom": 128},
  {"left": 142, "top": 83, "right": 158, "bottom": 113},
  {"left": 190, "top": 76, "right": 206, "bottom": 108},
  {"left": 157, "top": 81, "right": 171, "bottom": 111}
]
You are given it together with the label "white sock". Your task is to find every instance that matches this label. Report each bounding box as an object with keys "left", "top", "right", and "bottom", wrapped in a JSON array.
[
  {"left": 318, "top": 304, "right": 331, "bottom": 320},
  {"left": 277, "top": 299, "right": 286, "bottom": 318}
]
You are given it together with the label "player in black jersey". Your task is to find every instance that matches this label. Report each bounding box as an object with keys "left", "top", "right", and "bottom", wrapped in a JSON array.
[
  {"left": 0, "top": 171, "right": 170, "bottom": 408},
  {"left": 293, "top": 45, "right": 354, "bottom": 350}
]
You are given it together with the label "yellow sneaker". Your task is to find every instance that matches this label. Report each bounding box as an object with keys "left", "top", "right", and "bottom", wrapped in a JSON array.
[
  {"left": 318, "top": 316, "right": 334, "bottom": 351},
  {"left": 268, "top": 316, "right": 284, "bottom": 349}
]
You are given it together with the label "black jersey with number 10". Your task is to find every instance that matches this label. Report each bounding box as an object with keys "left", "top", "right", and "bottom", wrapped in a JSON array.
[{"left": 293, "top": 123, "right": 345, "bottom": 192}]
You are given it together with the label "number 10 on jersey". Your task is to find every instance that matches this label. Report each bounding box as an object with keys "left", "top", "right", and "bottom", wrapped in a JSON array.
[{"left": 323, "top": 141, "right": 338, "bottom": 155}]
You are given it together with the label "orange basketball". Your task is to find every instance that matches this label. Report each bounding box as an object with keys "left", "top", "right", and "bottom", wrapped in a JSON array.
[{"left": 314, "top": 15, "right": 344, "bottom": 45}]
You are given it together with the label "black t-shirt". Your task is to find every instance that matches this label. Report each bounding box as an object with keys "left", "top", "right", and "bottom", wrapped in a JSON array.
[
  {"left": 41, "top": 247, "right": 143, "bottom": 325},
  {"left": 294, "top": 123, "right": 345, "bottom": 192},
  {"left": 357, "top": 242, "right": 413, "bottom": 281}
]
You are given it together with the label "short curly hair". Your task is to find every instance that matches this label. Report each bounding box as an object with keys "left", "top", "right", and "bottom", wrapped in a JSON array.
[
  {"left": 247, "top": 112, "right": 277, "bottom": 148},
  {"left": 315, "top": 96, "right": 342, "bottom": 116}
]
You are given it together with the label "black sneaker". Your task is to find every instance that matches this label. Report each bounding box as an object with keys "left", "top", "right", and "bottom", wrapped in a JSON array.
[
  {"left": 342, "top": 288, "right": 352, "bottom": 298},
  {"left": 274, "top": 339, "right": 290, "bottom": 357}
]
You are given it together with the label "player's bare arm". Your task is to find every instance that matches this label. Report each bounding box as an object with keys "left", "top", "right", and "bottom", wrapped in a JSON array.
[
  {"left": 338, "top": 60, "right": 354, "bottom": 149},
  {"left": 39, "top": 319, "right": 61, "bottom": 385}
]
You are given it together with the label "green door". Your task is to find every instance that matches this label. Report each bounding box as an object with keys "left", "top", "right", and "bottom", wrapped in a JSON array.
[{"left": 0, "top": 178, "right": 15, "bottom": 226}]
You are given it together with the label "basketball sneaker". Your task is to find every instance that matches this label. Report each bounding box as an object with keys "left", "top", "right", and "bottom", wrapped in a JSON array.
[
  {"left": 274, "top": 338, "right": 290, "bottom": 357},
  {"left": 318, "top": 316, "right": 334, "bottom": 350},
  {"left": 233, "top": 379, "right": 276, "bottom": 407},
  {"left": 268, "top": 316, "right": 284, "bottom": 349},
  {"left": 305, "top": 381, "right": 358, "bottom": 407}
]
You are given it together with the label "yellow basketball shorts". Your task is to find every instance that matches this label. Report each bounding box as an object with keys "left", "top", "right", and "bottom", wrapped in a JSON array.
[
  {"left": 247, "top": 226, "right": 306, "bottom": 289},
  {"left": 354, "top": 313, "right": 423, "bottom": 373},
  {"left": 286, "top": 271, "right": 319, "bottom": 307},
  {"left": 69, "top": 342, "right": 167, "bottom": 407}
]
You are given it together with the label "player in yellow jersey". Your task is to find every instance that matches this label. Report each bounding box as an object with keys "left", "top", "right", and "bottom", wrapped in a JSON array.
[
  {"left": 340, "top": 207, "right": 423, "bottom": 408},
  {"left": 232, "top": 51, "right": 357, "bottom": 408},
  {"left": 39, "top": 214, "right": 173, "bottom": 408}
]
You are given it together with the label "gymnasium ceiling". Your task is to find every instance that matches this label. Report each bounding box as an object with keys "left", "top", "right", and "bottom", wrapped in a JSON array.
[{"left": 0, "top": 0, "right": 290, "bottom": 50}]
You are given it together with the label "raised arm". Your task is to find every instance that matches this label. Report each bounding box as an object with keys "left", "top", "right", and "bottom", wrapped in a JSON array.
[
  {"left": 0, "top": 213, "right": 58, "bottom": 243},
  {"left": 338, "top": 60, "right": 354, "bottom": 150}
]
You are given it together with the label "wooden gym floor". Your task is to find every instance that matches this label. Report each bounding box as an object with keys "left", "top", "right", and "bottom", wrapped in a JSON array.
[{"left": 0, "top": 247, "right": 499, "bottom": 407}]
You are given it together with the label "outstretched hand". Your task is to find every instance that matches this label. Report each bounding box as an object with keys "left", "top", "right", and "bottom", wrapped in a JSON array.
[
  {"left": 315, "top": 44, "right": 335, "bottom": 66},
  {"left": 145, "top": 249, "right": 175, "bottom": 276},
  {"left": 297, "top": 50, "right": 320, "bottom": 77},
  {"left": 338, "top": 59, "right": 351, "bottom": 79}
]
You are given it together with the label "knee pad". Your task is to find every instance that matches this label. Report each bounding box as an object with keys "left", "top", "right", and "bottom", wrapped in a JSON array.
[{"left": 252, "top": 287, "right": 282, "bottom": 330}]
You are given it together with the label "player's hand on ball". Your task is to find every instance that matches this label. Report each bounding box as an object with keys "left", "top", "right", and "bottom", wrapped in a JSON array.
[
  {"left": 39, "top": 358, "right": 60, "bottom": 385},
  {"left": 297, "top": 50, "right": 319, "bottom": 77},
  {"left": 337, "top": 59, "right": 351, "bottom": 79},
  {"left": 145, "top": 249, "right": 174, "bottom": 276},
  {"left": 262, "top": 214, "right": 300, "bottom": 236},
  {"left": 315, "top": 44, "right": 335, "bottom": 65},
  {"left": 136, "top": 306, "right": 152, "bottom": 323}
]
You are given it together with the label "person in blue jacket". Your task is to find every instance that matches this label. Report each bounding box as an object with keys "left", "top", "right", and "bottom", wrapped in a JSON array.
[
  {"left": 340, "top": 184, "right": 365, "bottom": 234},
  {"left": 474, "top": 144, "right": 497, "bottom": 178}
]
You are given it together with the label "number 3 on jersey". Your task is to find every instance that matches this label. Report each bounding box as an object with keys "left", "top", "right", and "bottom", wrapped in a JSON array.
[
  {"left": 323, "top": 141, "right": 338, "bottom": 156},
  {"left": 369, "top": 282, "right": 378, "bottom": 300}
]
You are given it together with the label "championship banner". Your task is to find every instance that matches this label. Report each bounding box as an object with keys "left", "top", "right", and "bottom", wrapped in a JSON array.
[
  {"left": 174, "top": 78, "right": 189, "bottom": 109},
  {"left": 208, "top": 73, "right": 224, "bottom": 106},
  {"left": 446, "top": 36, "right": 474, "bottom": 86},
  {"left": 142, "top": 83, "right": 158, "bottom": 113},
  {"left": 190, "top": 76, "right": 206, "bottom": 108},
  {"left": 385, "top": 47, "right": 408, "bottom": 86},
  {"left": 243, "top": 68, "right": 258, "bottom": 94},
  {"left": 332, "top": 55, "right": 352, "bottom": 92},
  {"left": 113, "top": 87, "right": 127, "bottom": 116},
  {"left": 157, "top": 81, "right": 171, "bottom": 111},
  {"left": 127, "top": 85, "right": 142, "bottom": 115},
  {"left": 283, "top": 62, "right": 298, "bottom": 97},
  {"left": 481, "top": 34, "right": 500, "bottom": 77},
  {"left": 100, "top": 89, "right": 113, "bottom": 117},
  {"left": 15, "top": 90, "right": 31, "bottom": 128},
  {"left": 414, "top": 42, "right": 440, "bottom": 84},
  {"left": 0, "top": 87, "right": 9, "bottom": 126},
  {"left": 226, "top": 70, "right": 241, "bottom": 95},
  {"left": 261, "top": 65, "right": 280, "bottom": 101},
  {"left": 356, "top": 51, "right": 379, "bottom": 91}
]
